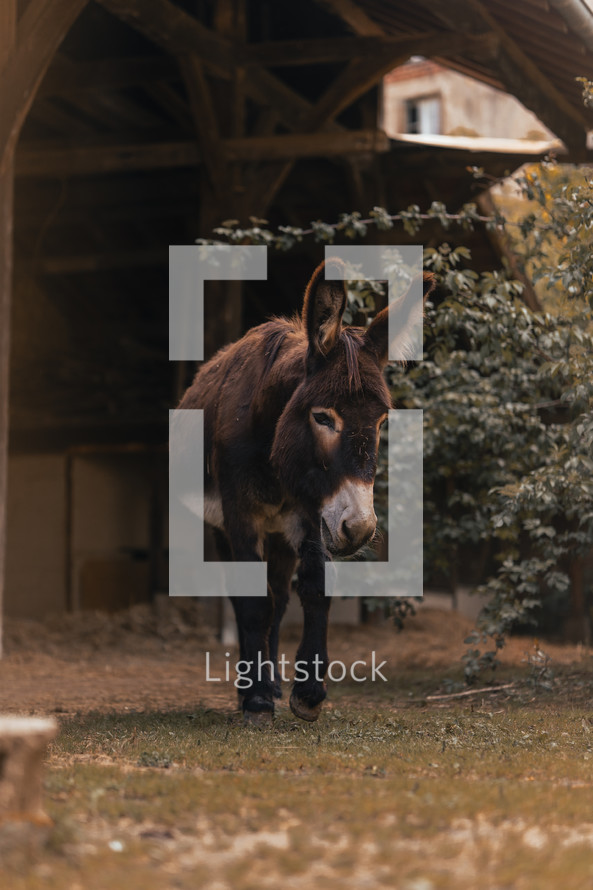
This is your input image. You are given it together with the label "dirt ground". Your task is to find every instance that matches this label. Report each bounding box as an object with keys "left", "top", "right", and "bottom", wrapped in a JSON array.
[
  {"left": 1, "top": 598, "right": 590, "bottom": 717},
  {"left": 3, "top": 600, "right": 593, "bottom": 890}
]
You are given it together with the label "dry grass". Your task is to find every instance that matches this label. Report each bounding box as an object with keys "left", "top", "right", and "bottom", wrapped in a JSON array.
[{"left": 2, "top": 603, "right": 593, "bottom": 888}]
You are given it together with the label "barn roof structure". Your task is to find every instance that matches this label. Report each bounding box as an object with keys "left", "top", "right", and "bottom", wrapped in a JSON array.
[{"left": 1, "top": 0, "right": 593, "bottom": 640}]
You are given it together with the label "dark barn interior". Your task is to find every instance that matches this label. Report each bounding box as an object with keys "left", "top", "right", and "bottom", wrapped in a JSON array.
[{"left": 1, "top": 0, "right": 593, "bottom": 642}]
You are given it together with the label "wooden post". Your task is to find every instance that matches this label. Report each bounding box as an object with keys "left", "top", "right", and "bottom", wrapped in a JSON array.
[
  {"left": 566, "top": 558, "right": 590, "bottom": 644},
  {"left": 0, "top": 716, "right": 57, "bottom": 824},
  {"left": 477, "top": 191, "right": 543, "bottom": 313},
  {"left": 0, "top": 0, "right": 88, "bottom": 651},
  {"left": 0, "top": 1, "right": 16, "bottom": 660},
  {"left": 196, "top": 0, "right": 246, "bottom": 359}
]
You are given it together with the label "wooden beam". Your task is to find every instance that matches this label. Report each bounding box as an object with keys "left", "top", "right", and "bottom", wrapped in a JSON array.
[
  {"left": 211, "top": 0, "right": 247, "bottom": 210},
  {"left": 415, "top": 0, "right": 588, "bottom": 154},
  {"left": 242, "top": 33, "right": 476, "bottom": 67},
  {"left": 97, "top": 0, "right": 234, "bottom": 77},
  {"left": 477, "top": 190, "right": 543, "bottom": 314},
  {"left": 493, "top": 49, "right": 586, "bottom": 152},
  {"left": 32, "top": 248, "right": 168, "bottom": 275},
  {"left": 0, "top": 0, "right": 16, "bottom": 658},
  {"left": 0, "top": 0, "right": 88, "bottom": 174},
  {"left": 314, "top": 0, "right": 385, "bottom": 36},
  {"left": 414, "top": 0, "right": 484, "bottom": 33},
  {"left": 148, "top": 81, "right": 194, "bottom": 132},
  {"left": 179, "top": 55, "right": 229, "bottom": 199},
  {"left": 241, "top": 28, "right": 495, "bottom": 213},
  {"left": 241, "top": 161, "right": 294, "bottom": 219},
  {"left": 233, "top": 23, "right": 480, "bottom": 222},
  {"left": 37, "top": 54, "right": 179, "bottom": 97},
  {"left": 306, "top": 31, "right": 499, "bottom": 130},
  {"left": 198, "top": 0, "right": 246, "bottom": 364},
  {"left": 16, "top": 173, "right": 199, "bottom": 213},
  {"left": 16, "top": 130, "right": 391, "bottom": 177},
  {"left": 28, "top": 96, "right": 100, "bottom": 138},
  {"left": 16, "top": 140, "right": 202, "bottom": 177},
  {"left": 96, "top": 0, "right": 343, "bottom": 136},
  {"left": 469, "top": 0, "right": 589, "bottom": 148},
  {"left": 547, "top": 0, "right": 593, "bottom": 55},
  {"left": 225, "top": 129, "right": 391, "bottom": 161}
]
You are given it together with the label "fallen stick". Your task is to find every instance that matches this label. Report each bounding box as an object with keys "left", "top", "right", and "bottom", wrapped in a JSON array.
[{"left": 395, "top": 682, "right": 516, "bottom": 705}]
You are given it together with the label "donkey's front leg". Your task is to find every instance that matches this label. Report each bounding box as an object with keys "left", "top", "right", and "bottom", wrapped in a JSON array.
[{"left": 290, "top": 536, "right": 332, "bottom": 722}]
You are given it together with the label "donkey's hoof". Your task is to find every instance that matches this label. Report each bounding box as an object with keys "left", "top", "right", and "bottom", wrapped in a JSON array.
[
  {"left": 243, "top": 710, "right": 273, "bottom": 727},
  {"left": 289, "top": 692, "right": 324, "bottom": 722}
]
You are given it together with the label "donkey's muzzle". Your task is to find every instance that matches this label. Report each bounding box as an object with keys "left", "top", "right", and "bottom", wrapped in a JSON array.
[{"left": 321, "top": 480, "right": 377, "bottom": 556}]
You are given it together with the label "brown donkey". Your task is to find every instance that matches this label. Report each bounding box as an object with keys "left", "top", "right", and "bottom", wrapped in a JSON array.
[{"left": 178, "top": 258, "right": 431, "bottom": 722}]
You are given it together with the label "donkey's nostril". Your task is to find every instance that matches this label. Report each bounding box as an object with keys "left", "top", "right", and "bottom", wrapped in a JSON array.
[
  {"left": 341, "top": 517, "right": 375, "bottom": 549},
  {"left": 341, "top": 520, "right": 353, "bottom": 543}
]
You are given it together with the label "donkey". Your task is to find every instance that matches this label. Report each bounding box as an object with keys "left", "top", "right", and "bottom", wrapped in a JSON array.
[{"left": 178, "top": 258, "right": 431, "bottom": 723}]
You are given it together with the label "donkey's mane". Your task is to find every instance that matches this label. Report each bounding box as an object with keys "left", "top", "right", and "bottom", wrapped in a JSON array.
[
  {"left": 261, "top": 321, "right": 290, "bottom": 379},
  {"left": 340, "top": 327, "right": 364, "bottom": 392},
  {"left": 261, "top": 315, "right": 366, "bottom": 394}
]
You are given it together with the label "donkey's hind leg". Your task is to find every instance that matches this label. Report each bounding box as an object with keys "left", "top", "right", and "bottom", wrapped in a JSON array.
[
  {"left": 222, "top": 513, "right": 279, "bottom": 721},
  {"left": 213, "top": 529, "right": 247, "bottom": 711},
  {"left": 267, "top": 534, "right": 297, "bottom": 699},
  {"left": 213, "top": 529, "right": 246, "bottom": 652}
]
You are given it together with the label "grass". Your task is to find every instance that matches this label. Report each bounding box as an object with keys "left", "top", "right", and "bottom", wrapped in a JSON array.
[{"left": 4, "top": 667, "right": 593, "bottom": 889}]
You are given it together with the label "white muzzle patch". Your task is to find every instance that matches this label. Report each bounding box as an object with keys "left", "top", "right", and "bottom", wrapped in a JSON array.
[{"left": 321, "top": 479, "right": 377, "bottom": 555}]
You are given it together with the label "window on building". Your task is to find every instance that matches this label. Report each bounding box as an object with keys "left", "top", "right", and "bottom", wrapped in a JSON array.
[{"left": 405, "top": 95, "right": 441, "bottom": 135}]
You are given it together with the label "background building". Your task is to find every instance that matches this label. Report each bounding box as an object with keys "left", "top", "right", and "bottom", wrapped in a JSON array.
[{"left": 384, "top": 57, "right": 556, "bottom": 141}]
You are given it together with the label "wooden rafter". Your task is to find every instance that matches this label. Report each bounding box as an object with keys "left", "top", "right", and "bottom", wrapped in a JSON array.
[
  {"left": 35, "top": 33, "right": 494, "bottom": 90},
  {"left": 28, "top": 97, "right": 99, "bottom": 138},
  {"left": 477, "top": 191, "right": 542, "bottom": 313},
  {"left": 179, "top": 55, "right": 228, "bottom": 199},
  {"left": 0, "top": 0, "right": 16, "bottom": 659},
  {"left": 226, "top": 130, "right": 390, "bottom": 161},
  {"left": 96, "top": 0, "right": 341, "bottom": 136},
  {"left": 415, "top": 0, "right": 589, "bottom": 154},
  {"left": 211, "top": 0, "right": 246, "bottom": 211},
  {"left": 239, "top": 30, "right": 494, "bottom": 67},
  {"left": 16, "top": 140, "right": 201, "bottom": 177},
  {"left": 314, "top": 0, "right": 385, "bottom": 37},
  {"left": 16, "top": 130, "right": 391, "bottom": 178},
  {"left": 97, "top": 0, "right": 234, "bottom": 77},
  {"left": 0, "top": 0, "right": 88, "bottom": 172},
  {"left": 470, "top": 0, "right": 589, "bottom": 147},
  {"left": 415, "top": 0, "right": 484, "bottom": 33},
  {"left": 306, "top": 31, "right": 498, "bottom": 130},
  {"left": 31, "top": 248, "right": 168, "bottom": 275},
  {"left": 241, "top": 29, "right": 496, "bottom": 213},
  {"left": 148, "top": 82, "right": 194, "bottom": 132},
  {"left": 242, "top": 33, "right": 483, "bottom": 67},
  {"left": 38, "top": 54, "right": 178, "bottom": 97}
]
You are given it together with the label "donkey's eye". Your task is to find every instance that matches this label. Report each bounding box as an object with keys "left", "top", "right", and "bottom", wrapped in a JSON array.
[{"left": 313, "top": 411, "right": 335, "bottom": 430}]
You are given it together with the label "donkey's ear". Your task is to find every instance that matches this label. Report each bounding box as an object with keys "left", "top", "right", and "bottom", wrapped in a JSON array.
[
  {"left": 364, "top": 272, "right": 435, "bottom": 367},
  {"left": 302, "top": 258, "right": 347, "bottom": 357}
]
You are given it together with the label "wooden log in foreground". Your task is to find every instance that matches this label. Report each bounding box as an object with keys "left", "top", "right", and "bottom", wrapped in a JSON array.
[{"left": 0, "top": 716, "right": 57, "bottom": 824}]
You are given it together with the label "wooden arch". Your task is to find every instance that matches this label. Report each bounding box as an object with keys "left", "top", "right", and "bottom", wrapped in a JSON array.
[
  {"left": 0, "top": 0, "right": 88, "bottom": 654},
  {"left": 0, "top": 0, "right": 88, "bottom": 173}
]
